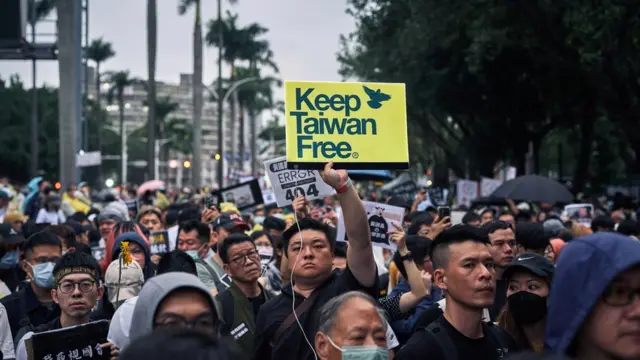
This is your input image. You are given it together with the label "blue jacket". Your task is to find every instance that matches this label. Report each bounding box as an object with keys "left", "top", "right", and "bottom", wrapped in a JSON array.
[
  {"left": 389, "top": 279, "right": 440, "bottom": 345},
  {"left": 545, "top": 232, "right": 640, "bottom": 355}
]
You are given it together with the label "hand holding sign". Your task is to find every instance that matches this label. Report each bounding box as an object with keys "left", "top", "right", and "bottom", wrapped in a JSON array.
[
  {"left": 100, "top": 342, "right": 119, "bottom": 360},
  {"left": 292, "top": 195, "right": 310, "bottom": 219},
  {"left": 320, "top": 161, "right": 348, "bottom": 190}
]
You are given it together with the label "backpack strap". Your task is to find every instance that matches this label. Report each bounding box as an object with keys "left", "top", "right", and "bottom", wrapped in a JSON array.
[
  {"left": 423, "top": 322, "right": 458, "bottom": 360},
  {"left": 481, "top": 322, "right": 512, "bottom": 358},
  {"left": 270, "top": 289, "right": 320, "bottom": 348}
]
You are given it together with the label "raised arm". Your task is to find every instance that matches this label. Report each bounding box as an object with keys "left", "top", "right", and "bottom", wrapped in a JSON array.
[{"left": 320, "top": 162, "right": 376, "bottom": 287}]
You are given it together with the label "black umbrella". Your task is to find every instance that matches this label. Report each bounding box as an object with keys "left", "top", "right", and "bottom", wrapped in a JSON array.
[{"left": 490, "top": 175, "right": 573, "bottom": 204}]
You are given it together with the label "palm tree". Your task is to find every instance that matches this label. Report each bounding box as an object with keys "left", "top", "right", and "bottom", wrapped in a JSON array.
[
  {"left": 147, "top": 0, "right": 158, "bottom": 180},
  {"left": 105, "top": 71, "right": 141, "bottom": 184},
  {"left": 179, "top": 0, "right": 237, "bottom": 188},
  {"left": 86, "top": 38, "right": 116, "bottom": 184}
]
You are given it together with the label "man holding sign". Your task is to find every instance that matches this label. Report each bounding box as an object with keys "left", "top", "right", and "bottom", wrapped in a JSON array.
[
  {"left": 15, "top": 252, "right": 118, "bottom": 360},
  {"left": 254, "top": 162, "right": 378, "bottom": 360}
]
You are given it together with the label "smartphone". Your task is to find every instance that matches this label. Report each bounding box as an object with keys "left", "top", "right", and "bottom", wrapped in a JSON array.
[
  {"left": 204, "top": 195, "right": 216, "bottom": 209},
  {"left": 437, "top": 206, "right": 451, "bottom": 220}
]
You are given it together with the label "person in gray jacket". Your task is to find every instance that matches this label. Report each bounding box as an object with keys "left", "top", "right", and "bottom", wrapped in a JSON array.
[{"left": 126, "top": 272, "right": 220, "bottom": 349}]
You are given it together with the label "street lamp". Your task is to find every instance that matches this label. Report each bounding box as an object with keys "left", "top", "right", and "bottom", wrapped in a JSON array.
[{"left": 204, "top": 77, "right": 259, "bottom": 188}]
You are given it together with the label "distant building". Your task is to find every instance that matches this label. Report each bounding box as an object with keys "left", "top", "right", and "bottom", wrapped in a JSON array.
[{"left": 86, "top": 67, "right": 264, "bottom": 187}]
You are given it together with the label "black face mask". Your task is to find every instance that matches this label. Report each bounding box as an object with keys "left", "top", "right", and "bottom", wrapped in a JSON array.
[{"left": 507, "top": 291, "right": 547, "bottom": 325}]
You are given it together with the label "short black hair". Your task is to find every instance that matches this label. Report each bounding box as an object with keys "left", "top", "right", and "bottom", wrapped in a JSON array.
[
  {"left": 482, "top": 220, "right": 513, "bottom": 235},
  {"left": 178, "top": 220, "right": 210, "bottom": 245},
  {"left": 591, "top": 215, "right": 615, "bottom": 232},
  {"left": 407, "top": 213, "right": 434, "bottom": 235},
  {"left": 157, "top": 250, "right": 197, "bottom": 276},
  {"left": 178, "top": 207, "right": 201, "bottom": 223},
  {"left": 73, "top": 242, "right": 92, "bottom": 256},
  {"left": 281, "top": 218, "right": 335, "bottom": 258},
  {"left": 263, "top": 216, "right": 286, "bottom": 232},
  {"left": 219, "top": 233, "right": 255, "bottom": 264},
  {"left": 462, "top": 212, "right": 481, "bottom": 225},
  {"left": 430, "top": 224, "right": 489, "bottom": 270},
  {"left": 393, "top": 235, "right": 430, "bottom": 279},
  {"left": 53, "top": 251, "right": 101, "bottom": 284},
  {"left": 617, "top": 219, "right": 639, "bottom": 236},
  {"left": 515, "top": 222, "right": 550, "bottom": 251},
  {"left": 23, "top": 231, "right": 62, "bottom": 260},
  {"left": 250, "top": 230, "right": 274, "bottom": 246},
  {"left": 43, "top": 225, "right": 77, "bottom": 249},
  {"left": 69, "top": 212, "right": 87, "bottom": 223},
  {"left": 119, "top": 328, "right": 240, "bottom": 360},
  {"left": 22, "top": 222, "right": 50, "bottom": 240}
]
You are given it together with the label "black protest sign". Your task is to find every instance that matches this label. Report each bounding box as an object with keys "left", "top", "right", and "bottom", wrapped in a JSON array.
[
  {"left": 26, "top": 320, "right": 110, "bottom": 360},
  {"left": 210, "top": 179, "right": 264, "bottom": 210},
  {"left": 337, "top": 201, "right": 405, "bottom": 250},
  {"left": 149, "top": 231, "right": 169, "bottom": 255}
]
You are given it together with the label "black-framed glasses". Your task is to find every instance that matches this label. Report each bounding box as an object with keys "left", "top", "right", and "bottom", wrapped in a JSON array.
[
  {"left": 230, "top": 249, "right": 260, "bottom": 265},
  {"left": 602, "top": 285, "right": 640, "bottom": 307},
  {"left": 58, "top": 280, "right": 96, "bottom": 294}
]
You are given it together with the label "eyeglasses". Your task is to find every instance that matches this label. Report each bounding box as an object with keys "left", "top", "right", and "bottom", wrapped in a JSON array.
[
  {"left": 230, "top": 249, "right": 260, "bottom": 265},
  {"left": 155, "top": 314, "right": 216, "bottom": 331},
  {"left": 58, "top": 280, "right": 96, "bottom": 294},
  {"left": 602, "top": 285, "right": 640, "bottom": 307}
]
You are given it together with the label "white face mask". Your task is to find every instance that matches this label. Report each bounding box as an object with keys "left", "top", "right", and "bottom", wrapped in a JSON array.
[
  {"left": 257, "top": 246, "right": 273, "bottom": 258},
  {"left": 273, "top": 213, "right": 284, "bottom": 219}
]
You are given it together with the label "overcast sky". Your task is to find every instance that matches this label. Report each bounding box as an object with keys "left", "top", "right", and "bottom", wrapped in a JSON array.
[{"left": 1, "top": 0, "right": 356, "bottom": 100}]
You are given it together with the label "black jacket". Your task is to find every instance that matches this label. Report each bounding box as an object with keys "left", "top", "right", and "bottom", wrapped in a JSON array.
[{"left": 0, "top": 284, "right": 60, "bottom": 343}]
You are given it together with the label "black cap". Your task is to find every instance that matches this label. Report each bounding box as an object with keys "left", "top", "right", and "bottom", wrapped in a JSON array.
[
  {"left": 0, "top": 223, "right": 25, "bottom": 245},
  {"left": 213, "top": 212, "right": 250, "bottom": 232},
  {"left": 503, "top": 253, "right": 555, "bottom": 280}
]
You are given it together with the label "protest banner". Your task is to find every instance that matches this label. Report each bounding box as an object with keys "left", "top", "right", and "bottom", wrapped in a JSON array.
[
  {"left": 284, "top": 81, "right": 408, "bottom": 170},
  {"left": 563, "top": 203, "right": 594, "bottom": 227},
  {"left": 26, "top": 320, "right": 110, "bottom": 360},
  {"left": 149, "top": 230, "right": 169, "bottom": 255},
  {"left": 336, "top": 201, "right": 404, "bottom": 250},
  {"left": 210, "top": 179, "right": 264, "bottom": 210},
  {"left": 263, "top": 156, "right": 335, "bottom": 207}
]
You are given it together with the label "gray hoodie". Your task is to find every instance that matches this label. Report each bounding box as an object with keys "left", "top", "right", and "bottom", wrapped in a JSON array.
[{"left": 128, "top": 272, "right": 219, "bottom": 343}]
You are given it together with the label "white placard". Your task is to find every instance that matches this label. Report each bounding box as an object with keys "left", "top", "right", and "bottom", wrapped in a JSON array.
[
  {"left": 263, "top": 156, "right": 335, "bottom": 207},
  {"left": 563, "top": 203, "right": 594, "bottom": 227},
  {"left": 456, "top": 180, "right": 479, "bottom": 208},
  {"left": 336, "top": 201, "right": 405, "bottom": 250}
]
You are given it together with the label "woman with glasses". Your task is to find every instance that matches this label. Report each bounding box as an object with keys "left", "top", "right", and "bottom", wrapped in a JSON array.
[{"left": 14, "top": 251, "right": 119, "bottom": 360}]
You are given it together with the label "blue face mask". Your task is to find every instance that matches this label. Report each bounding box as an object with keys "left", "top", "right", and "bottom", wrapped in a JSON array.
[
  {"left": 254, "top": 216, "right": 265, "bottom": 225},
  {"left": 0, "top": 251, "right": 19, "bottom": 269},
  {"left": 29, "top": 262, "right": 56, "bottom": 289},
  {"left": 185, "top": 250, "right": 200, "bottom": 261},
  {"left": 328, "top": 337, "right": 388, "bottom": 360}
]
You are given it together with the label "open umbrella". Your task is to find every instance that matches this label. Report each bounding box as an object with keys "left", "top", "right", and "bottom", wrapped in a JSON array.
[
  {"left": 490, "top": 175, "right": 573, "bottom": 204},
  {"left": 137, "top": 180, "right": 165, "bottom": 196}
]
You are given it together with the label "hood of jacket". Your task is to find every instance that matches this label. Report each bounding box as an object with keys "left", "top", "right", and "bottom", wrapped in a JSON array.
[
  {"left": 545, "top": 232, "right": 640, "bottom": 354},
  {"left": 128, "top": 272, "right": 218, "bottom": 343},
  {"left": 112, "top": 232, "right": 154, "bottom": 280}
]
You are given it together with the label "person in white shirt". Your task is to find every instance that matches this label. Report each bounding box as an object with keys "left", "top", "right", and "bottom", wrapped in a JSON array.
[
  {"left": 35, "top": 194, "right": 66, "bottom": 225},
  {"left": 0, "top": 302, "right": 15, "bottom": 360}
]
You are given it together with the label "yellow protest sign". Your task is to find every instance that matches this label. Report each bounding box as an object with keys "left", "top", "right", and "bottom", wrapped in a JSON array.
[{"left": 284, "top": 81, "right": 408, "bottom": 170}]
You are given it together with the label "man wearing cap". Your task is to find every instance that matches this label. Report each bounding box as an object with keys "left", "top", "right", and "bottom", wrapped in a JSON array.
[
  {"left": 104, "top": 259, "right": 144, "bottom": 310},
  {"left": 14, "top": 251, "right": 118, "bottom": 360},
  {"left": 211, "top": 212, "right": 251, "bottom": 245}
]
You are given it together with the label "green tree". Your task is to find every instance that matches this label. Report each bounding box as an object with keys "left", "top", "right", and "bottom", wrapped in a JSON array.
[{"left": 338, "top": 0, "right": 640, "bottom": 193}]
